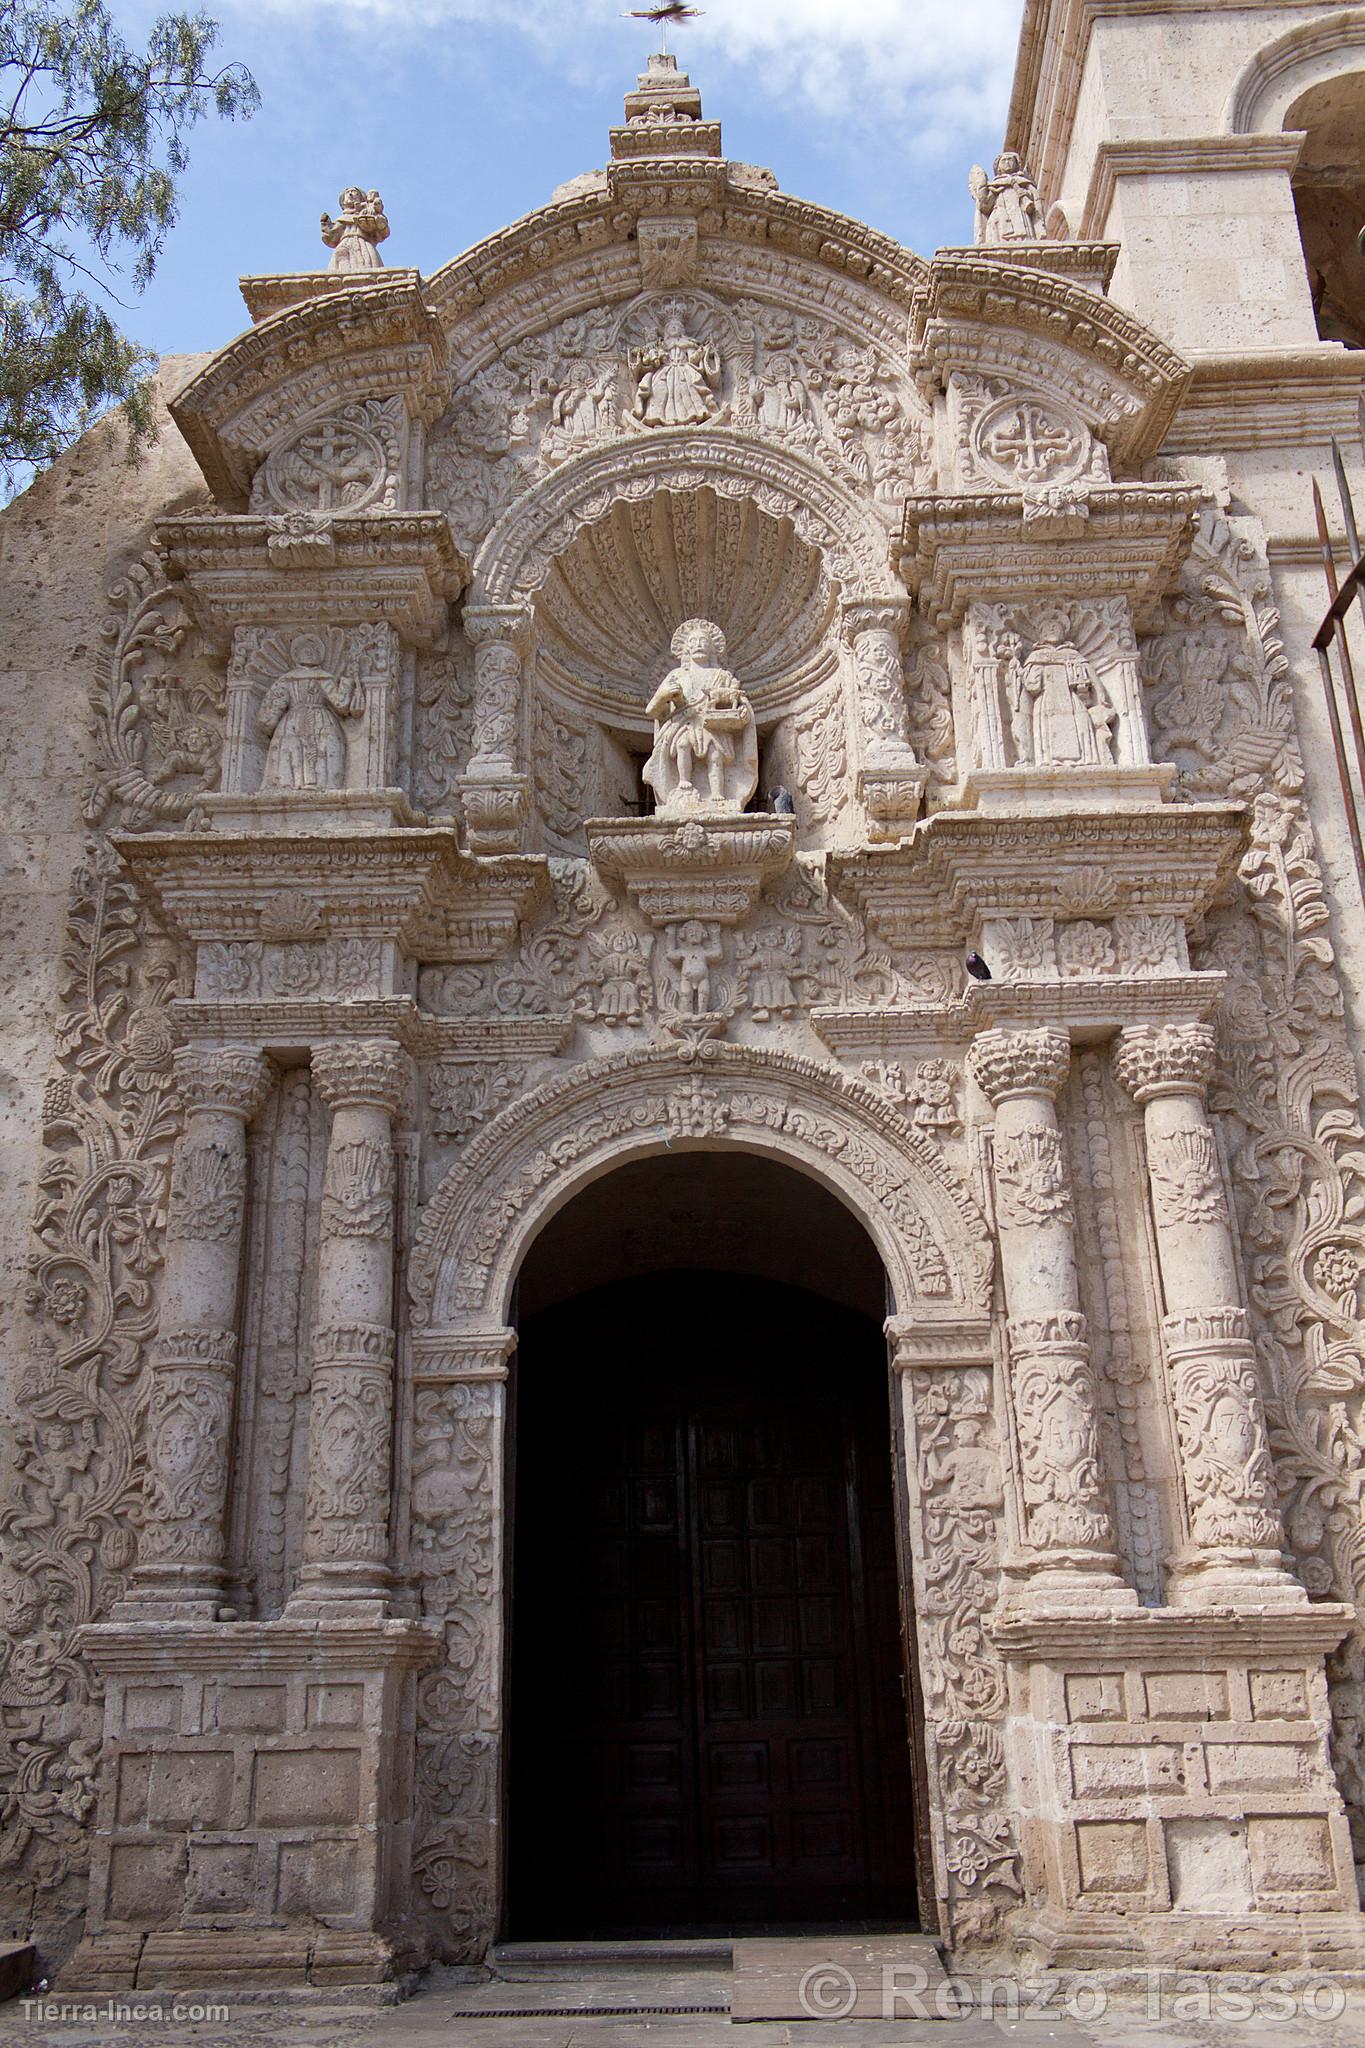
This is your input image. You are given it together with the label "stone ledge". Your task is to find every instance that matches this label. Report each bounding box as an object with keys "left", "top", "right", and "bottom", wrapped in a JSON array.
[
  {"left": 991, "top": 1604, "right": 1356, "bottom": 1663},
  {"left": 79, "top": 1617, "right": 443, "bottom": 1674}
]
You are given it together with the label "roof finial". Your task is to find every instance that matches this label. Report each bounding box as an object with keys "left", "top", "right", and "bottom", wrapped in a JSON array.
[{"left": 612, "top": 29, "right": 721, "bottom": 162}]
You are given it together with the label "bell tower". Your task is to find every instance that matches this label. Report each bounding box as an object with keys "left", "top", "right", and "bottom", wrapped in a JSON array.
[{"left": 1004, "top": 0, "right": 1365, "bottom": 356}]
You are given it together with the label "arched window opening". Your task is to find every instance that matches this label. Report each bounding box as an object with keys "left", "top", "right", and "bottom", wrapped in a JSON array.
[{"left": 1287, "top": 71, "right": 1365, "bottom": 346}]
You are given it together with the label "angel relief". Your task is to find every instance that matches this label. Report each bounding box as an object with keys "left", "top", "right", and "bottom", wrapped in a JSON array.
[{"left": 631, "top": 314, "right": 721, "bottom": 427}]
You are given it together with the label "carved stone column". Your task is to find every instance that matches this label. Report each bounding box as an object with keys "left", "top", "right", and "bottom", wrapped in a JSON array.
[
  {"left": 842, "top": 597, "right": 925, "bottom": 841},
  {"left": 290, "top": 1037, "right": 408, "bottom": 1615},
  {"left": 968, "top": 1026, "right": 1127, "bottom": 1599},
  {"left": 459, "top": 603, "right": 532, "bottom": 854},
  {"left": 119, "top": 1044, "right": 273, "bottom": 1619},
  {"left": 1115, "top": 1023, "right": 1300, "bottom": 1603}
]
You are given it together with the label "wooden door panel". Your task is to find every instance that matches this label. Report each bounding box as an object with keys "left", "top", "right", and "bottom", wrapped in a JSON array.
[{"left": 508, "top": 1275, "right": 919, "bottom": 1935}]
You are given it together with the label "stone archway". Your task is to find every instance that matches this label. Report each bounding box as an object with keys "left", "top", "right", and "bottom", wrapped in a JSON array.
[
  {"left": 469, "top": 428, "right": 904, "bottom": 608},
  {"left": 403, "top": 1045, "right": 1014, "bottom": 1961}
]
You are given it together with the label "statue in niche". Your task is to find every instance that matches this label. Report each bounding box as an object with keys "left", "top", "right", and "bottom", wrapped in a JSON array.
[
  {"left": 1005, "top": 610, "right": 1115, "bottom": 769},
  {"left": 969, "top": 154, "right": 1047, "bottom": 244},
  {"left": 258, "top": 634, "right": 363, "bottom": 791},
  {"left": 643, "top": 618, "right": 758, "bottom": 817},
  {"left": 631, "top": 314, "right": 721, "bottom": 427},
  {"left": 320, "top": 187, "right": 389, "bottom": 271}
]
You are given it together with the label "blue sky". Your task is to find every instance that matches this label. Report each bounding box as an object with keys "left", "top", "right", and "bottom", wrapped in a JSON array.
[{"left": 123, "top": 0, "right": 1024, "bottom": 361}]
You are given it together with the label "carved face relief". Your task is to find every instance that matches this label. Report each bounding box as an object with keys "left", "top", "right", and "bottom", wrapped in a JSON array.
[{"left": 993, "top": 1123, "right": 1073, "bottom": 1229}]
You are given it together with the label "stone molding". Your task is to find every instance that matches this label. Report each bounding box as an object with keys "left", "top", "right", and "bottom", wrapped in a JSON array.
[
  {"left": 472, "top": 428, "right": 901, "bottom": 603},
  {"left": 1078, "top": 133, "right": 1307, "bottom": 241}
]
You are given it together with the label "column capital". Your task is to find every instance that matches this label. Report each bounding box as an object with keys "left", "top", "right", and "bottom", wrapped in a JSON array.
[
  {"left": 841, "top": 596, "right": 911, "bottom": 645},
  {"left": 1115, "top": 1022, "right": 1216, "bottom": 1103},
  {"left": 313, "top": 1037, "right": 408, "bottom": 1114},
  {"left": 463, "top": 601, "right": 534, "bottom": 653},
  {"left": 172, "top": 1044, "right": 274, "bottom": 1122},
  {"left": 969, "top": 1026, "right": 1070, "bottom": 1105}
]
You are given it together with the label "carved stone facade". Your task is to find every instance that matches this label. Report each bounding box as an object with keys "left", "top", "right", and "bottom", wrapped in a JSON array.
[{"left": 5, "top": 14, "right": 1365, "bottom": 1998}]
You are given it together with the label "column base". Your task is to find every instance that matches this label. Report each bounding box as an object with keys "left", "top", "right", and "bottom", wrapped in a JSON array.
[
  {"left": 285, "top": 1561, "right": 397, "bottom": 1618},
  {"left": 1165, "top": 1549, "right": 1308, "bottom": 1608},
  {"left": 110, "top": 1565, "right": 238, "bottom": 1623},
  {"left": 1001, "top": 1551, "right": 1140, "bottom": 1612}
]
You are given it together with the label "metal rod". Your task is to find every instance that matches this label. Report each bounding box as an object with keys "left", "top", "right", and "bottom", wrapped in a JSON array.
[
  {"left": 1312, "top": 477, "right": 1365, "bottom": 822},
  {"left": 1332, "top": 437, "right": 1362, "bottom": 562},
  {"left": 1315, "top": 643, "right": 1365, "bottom": 900}
]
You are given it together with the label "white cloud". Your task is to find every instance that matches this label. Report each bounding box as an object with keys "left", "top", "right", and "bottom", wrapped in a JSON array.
[{"left": 235, "top": 0, "right": 1021, "bottom": 144}]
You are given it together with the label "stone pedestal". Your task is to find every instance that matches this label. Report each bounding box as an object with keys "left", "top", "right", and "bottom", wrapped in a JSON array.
[
  {"left": 991, "top": 1606, "right": 1365, "bottom": 1974},
  {"left": 65, "top": 1617, "right": 440, "bottom": 1994}
]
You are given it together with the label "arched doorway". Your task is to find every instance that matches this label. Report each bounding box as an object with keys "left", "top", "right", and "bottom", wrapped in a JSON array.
[{"left": 506, "top": 1152, "right": 923, "bottom": 1938}]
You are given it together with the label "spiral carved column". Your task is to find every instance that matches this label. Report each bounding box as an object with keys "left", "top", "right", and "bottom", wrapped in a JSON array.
[
  {"left": 289, "top": 1037, "right": 408, "bottom": 1615},
  {"left": 969, "top": 1026, "right": 1128, "bottom": 1600},
  {"left": 1116, "top": 1023, "right": 1300, "bottom": 1604},
  {"left": 120, "top": 1044, "right": 274, "bottom": 1619}
]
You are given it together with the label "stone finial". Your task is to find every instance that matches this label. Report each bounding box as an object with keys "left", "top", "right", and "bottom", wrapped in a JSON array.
[
  {"left": 320, "top": 187, "right": 389, "bottom": 273},
  {"left": 611, "top": 50, "right": 722, "bottom": 161},
  {"left": 968, "top": 153, "right": 1049, "bottom": 245}
]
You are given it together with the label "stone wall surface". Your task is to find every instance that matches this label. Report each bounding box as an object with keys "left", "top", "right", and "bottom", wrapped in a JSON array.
[{"left": 6, "top": 19, "right": 1365, "bottom": 1998}]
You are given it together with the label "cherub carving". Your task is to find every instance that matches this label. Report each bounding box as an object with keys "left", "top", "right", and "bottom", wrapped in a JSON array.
[
  {"left": 320, "top": 187, "right": 389, "bottom": 272},
  {"left": 666, "top": 919, "right": 724, "bottom": 1016}
]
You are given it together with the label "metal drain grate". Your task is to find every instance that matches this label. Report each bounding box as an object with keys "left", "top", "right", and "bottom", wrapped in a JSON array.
[{"left": 451, "top": 2006, "right": 730, "bottom": 2019}]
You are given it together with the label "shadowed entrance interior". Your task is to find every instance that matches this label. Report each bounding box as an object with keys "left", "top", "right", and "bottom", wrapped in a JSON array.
[{"left": 507, "top": 1154, "right": 921, "bottom": 1938}]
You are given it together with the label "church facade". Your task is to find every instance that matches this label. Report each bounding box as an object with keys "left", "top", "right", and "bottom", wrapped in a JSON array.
[{"left": 6, "top": 0, "right": 1365, "bottom": 1996}]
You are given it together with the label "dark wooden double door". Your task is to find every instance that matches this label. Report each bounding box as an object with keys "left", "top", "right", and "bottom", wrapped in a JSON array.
[{"left": 508, "top": 1274, "right": 919, "bottom": 1935}]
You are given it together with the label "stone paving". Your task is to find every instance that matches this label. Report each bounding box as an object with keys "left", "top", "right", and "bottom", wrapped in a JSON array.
[{"left": 5, "top": 1968, "right": 1365, "bottom": 2048}]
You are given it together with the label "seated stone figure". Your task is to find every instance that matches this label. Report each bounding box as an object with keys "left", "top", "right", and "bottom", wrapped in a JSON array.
[{"left": 642, "top": 618, "right": 758, "bottom": 817}]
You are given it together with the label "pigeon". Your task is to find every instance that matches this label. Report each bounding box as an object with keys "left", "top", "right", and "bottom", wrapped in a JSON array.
[
  {"left": 965, "top": 951, "right": 992, "bottom": 982},
  {"left": 767, "top": 786, "right": 796, "bottom": 816}
]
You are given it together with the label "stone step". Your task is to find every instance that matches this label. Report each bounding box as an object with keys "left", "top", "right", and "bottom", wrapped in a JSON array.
[
  {"left": 0, "top": 1943, "right": 35, "bottom": 2003},
  {"left": 488, "top": 1938, "right": 732, "bottom": 1978}
]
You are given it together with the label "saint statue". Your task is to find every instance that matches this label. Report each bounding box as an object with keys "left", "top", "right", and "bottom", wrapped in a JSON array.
[
  {"left": 631, "top": 314, "right": 720, "bottom": 427},
  {"left": 320, "top": 188, "right": 390, "bottom": 272},
  {"left": 1006, "top": 611, "right": 1115, "bottom": 768},
  {"left": 643, "top": 618, "right": 758, "bottom": 817},
  {"left": 258, "top": 635, "right": 363, "bottom": 791},
  {"left": 968, "top": 153, "right": 1047, "bottom": 245}
]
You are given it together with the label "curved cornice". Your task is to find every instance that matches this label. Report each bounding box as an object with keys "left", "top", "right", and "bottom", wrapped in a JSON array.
[
  {"left": 913, "top": 252, "right": 1191, "bottom": 463},
  {"left": 170, "top": 277, "right": 448, "bottom": 508},
  {"left": 423, "top": 168, "right": 931, "bottom": 327}
]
